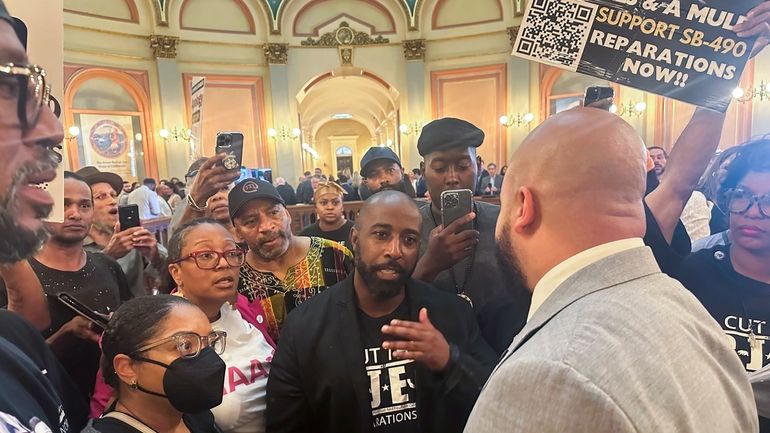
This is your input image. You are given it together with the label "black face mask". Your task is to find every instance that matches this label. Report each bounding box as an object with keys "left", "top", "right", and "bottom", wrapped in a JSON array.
[{"left": 131, "top": 347, "right": 226, "bottom": 413}]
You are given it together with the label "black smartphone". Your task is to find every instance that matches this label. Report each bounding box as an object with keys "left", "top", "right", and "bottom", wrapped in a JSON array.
[
  {"left": 118, "top": 204, "right": 140, "bottom": 231},
  {"left": 56, "top": 293, "right": 109, "bottom": 331},
  {"left": 441, "top": 189, "right": 473, "bottom": 232},
  {"left": 584, "top": 86, "right": 614, "bottom": 108},
  {"left": 215, "top": 132, "right": 244, "bottom": 171}
]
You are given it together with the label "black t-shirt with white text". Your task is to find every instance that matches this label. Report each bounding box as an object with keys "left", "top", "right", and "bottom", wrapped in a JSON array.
[
  {"left": 357, "top": 299, "right": 420, "bottom": 432},
  {"left": 299, "top": 220, "right": 354, "bottom": 249},
  {"left": 674, "top": 245, "right": 770, "bottom": 372}
]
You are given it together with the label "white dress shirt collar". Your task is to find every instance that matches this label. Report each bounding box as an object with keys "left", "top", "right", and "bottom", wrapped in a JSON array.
[{"left": 527, "top": 238, "right": 644, "bottom": 321}]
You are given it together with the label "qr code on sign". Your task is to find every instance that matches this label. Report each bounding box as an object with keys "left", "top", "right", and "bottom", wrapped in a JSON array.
[{"left": 513, "top": 0, "right": 597, "bottom": 71}]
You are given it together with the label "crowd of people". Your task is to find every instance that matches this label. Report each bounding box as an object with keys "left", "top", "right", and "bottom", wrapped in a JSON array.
[{"left": 2, "top": 1, "right": 770, "bottom": 433}]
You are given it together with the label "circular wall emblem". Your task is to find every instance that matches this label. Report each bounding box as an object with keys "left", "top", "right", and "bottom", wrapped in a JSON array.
[{"left": 88, "top": 120, "right": 129, "bottom": 158}]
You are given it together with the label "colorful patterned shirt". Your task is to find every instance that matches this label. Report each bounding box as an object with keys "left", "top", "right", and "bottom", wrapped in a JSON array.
[{"left": 238, "top": 237, "right": 353, "bottom": 341}]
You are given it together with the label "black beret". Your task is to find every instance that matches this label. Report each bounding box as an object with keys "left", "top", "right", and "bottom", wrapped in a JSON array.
[{"left": 417, "top": 118, "right": 485, "bottom": 157}]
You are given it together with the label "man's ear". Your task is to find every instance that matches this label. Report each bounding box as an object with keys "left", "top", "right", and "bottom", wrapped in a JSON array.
[
  {"left": 350, "top": 226, "right": 359, "bottom": 247},
  {"left": 512, "top": 186, "right": 537, "bottom": 234}
]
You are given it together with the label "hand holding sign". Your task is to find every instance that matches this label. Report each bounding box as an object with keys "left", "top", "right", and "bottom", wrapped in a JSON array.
[
  {"left": 734, "top": 1, "right": 770, "bottom": 58},
  {"left": 512, "top": 0, "right": 764, "bottom": 112}
]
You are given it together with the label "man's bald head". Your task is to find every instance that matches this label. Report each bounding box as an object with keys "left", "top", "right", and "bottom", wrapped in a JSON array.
[
  {"left": 356, "top": 190, "right": 420, "bottom": 230},
  {"left": 509, "top": 108, "right": 646, "bottom": 216},
  {"left": 496, "top": 108, "right": 647, "bottom": 291}
]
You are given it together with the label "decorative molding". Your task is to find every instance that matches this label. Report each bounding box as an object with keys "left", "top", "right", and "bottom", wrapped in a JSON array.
[
  {"left": 64, "top": 0, "right": 140, "bottom": 24},
  {"left": 403, "top": 39, "right": 426, "bottom": 61},
  {"left": 293, "top": 3, "right": 396, "bottom": 37},
  {"left": 339, "top": 46, "right": 354, "bottom": 66},
  {"left": 264, "top": 43, "right": 288, "bottom": 64},
  {"left": 431, "top": 0, "right": 503, "bottom": 30},
  {"left": 506, "top": 26, "right": 520, "bottom": 48},
  {"left": 149, "top": 35, "right": 180, "bottom": 59},
  {"left": 179, "top": 0, "right": 256, "bottom": 35},
  {"left": 300, "top": 21, "right": 389, "bottom": 47}
]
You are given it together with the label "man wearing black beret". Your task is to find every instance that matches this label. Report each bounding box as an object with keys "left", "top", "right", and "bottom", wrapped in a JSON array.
[{"left": 412, "top": 118, "right": 530, "bottom": 354}]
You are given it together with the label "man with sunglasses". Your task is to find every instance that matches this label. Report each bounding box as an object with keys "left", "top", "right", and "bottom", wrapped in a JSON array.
[{"left": 0, "top": 3, "right": 90, "bottom": 432}]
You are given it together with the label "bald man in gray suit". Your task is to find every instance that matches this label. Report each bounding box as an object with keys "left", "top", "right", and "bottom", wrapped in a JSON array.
[{"left": 464, "top": 108, "right": 757, "bottom": 433}]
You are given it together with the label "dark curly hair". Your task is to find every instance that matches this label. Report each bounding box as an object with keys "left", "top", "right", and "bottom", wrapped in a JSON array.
[{"left": 718, "top": 137, "right": 770, "bottom": 209}]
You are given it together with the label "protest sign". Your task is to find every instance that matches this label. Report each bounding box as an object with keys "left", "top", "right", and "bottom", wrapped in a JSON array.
[
  {"left": 189, "top": 76, "right": 205, "bottom": 162},
  {"left": 512, "top": 0, "right": 762, "bottom": 112}
]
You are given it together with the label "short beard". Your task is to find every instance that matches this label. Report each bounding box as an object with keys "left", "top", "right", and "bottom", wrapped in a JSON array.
[
  {"left": 496, "top": 222, "right": 530, "bottom": 295},
  {"left": 354, "top": 244, "right": 411, "bottom": 300},
  {"left": 0, "top": 155, "right": 58, "bottom": 263},
  {"left": 92, "top": 221, "right": 115, "bottom": 236},
  {"left": 249, "top": 230, "right": 291, "bottom": 260}
]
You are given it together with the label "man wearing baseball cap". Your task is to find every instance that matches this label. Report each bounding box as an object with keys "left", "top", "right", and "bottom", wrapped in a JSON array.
[
  {"left": 230, "top": 178, "right": 352, "bottom": 341},
  {"left": 76, "top": 166, "right": 166, "bottom": 297},
  {"left": 359, "top": 146, "right": 416, "bottom": 199},
  {"left": 412, "top": 117, "right": 530, "bottom": 354}
]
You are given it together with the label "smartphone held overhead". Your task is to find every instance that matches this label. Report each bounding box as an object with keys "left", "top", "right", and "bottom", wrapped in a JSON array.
[
  {"left": 584, "top": 86, "right": 614, "bottom": 108},
  {"left": 216, "top": 132, "right": 244, "bottom": 170}
]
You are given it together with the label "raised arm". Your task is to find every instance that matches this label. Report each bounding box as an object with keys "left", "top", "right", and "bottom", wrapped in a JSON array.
[{"left": 645, "top": 108, "right": 725, "bottom": 243}]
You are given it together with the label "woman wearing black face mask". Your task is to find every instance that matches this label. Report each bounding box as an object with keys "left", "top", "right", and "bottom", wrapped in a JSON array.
[{"left": 88, "top": 295, "right": 227, "bottom": 433}]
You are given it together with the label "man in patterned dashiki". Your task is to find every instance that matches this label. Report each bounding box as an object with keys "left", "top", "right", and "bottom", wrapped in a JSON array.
[{"left": 229, "top": 178, "right": 353, "bottom": 341}]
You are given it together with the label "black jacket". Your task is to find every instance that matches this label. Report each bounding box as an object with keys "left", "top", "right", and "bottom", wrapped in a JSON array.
[{"left": 266, "top": 275, "right": 497, "bottom": 433}]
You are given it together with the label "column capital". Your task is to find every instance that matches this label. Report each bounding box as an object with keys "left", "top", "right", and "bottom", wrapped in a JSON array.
[
  {"left": 264, "top": 43, "right": 289, "bottom": 64},
  {"left": 402, "top": 39, "right": 426, "bottom": 61},
  {"left": 149, "top": 34, "right": 180, "bottom": 59},
  {"left": 506, "top": 26, "right": 520, "bottom": 49}
]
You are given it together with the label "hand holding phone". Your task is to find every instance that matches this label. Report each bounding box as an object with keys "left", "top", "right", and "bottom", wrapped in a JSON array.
[
  {"left": 441, "top": 189, "right": 473, "bottom": 232},
  {"left": 118, "top": 204, "right": 140, "bottom": 231},
  {"left": 56, "top": 292, "right": 110, "bottom": 331},
  {"left": 584, "top": 86, "right": 614, "bottom": 110}
]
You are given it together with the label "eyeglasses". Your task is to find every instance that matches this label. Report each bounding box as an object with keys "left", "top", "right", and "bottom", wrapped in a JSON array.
[
  {"left": 725, "top": 188, "right": 770, "bottom": 218},
  {"left": 0, "top": 63, "right": 53, "bottom": 131},
  {"left": 133, "top": 331, "right": 227, "bottom": 358},
  {"left": 170, "top": 249, "right": 246, "bottom": 270}
]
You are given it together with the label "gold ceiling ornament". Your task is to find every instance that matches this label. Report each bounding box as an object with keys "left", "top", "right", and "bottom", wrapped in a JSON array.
[
  {"left": 506, "top": 26, "right": 520, "bottom": 49},
  {"left": 149, "top": 35, "right": 180, "bottom": 59},
  {"left": 338, "top": 46, "right": 354, "bottom": 66},
  {"left": 301, "top": 21, "right": 389, "bottom": 47},
  {"left": 402, "top": 39, "right": 426, "bottom": 61},
  {"left": 264, "top": 43, "right": 289, "bottom": 64}
]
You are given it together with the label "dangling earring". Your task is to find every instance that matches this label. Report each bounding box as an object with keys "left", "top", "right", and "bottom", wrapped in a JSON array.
[{"left": 129, "top": 380, "right": 138, "bottom": 390}]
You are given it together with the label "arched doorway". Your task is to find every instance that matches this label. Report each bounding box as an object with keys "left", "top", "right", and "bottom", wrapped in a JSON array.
[{"left": 296, "top": 68, "right": 400, "bottom": 177}]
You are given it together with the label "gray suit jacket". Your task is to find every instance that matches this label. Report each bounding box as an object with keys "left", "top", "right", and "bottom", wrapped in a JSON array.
[{"left": 465, "top": 246, "right": 758, "bottom": 433}]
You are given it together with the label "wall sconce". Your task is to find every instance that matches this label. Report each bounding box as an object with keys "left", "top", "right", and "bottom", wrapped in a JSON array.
[
  {"left": 733, "top": 81, "right": 769, "bottom": 103},
  {"left": 499, "top": 113, "right": 534, "bottom": 127},
  {"left": 159, "top": 127, "right": 191, "bottom": 142},
  {"left": 301, "top": 142, "right": 319, "bottom": 160},
  {"left": 268, "top": 126, "right": 301, "bottom": 140},
  {"left": 609, "top": 101, "right": 646, "bottom": 117},
  {"left": 65, "top": 125, "right": 80, "bottom": 142},
  {"left": 399, "top": 121, "right": 423, "bottom": 136}
]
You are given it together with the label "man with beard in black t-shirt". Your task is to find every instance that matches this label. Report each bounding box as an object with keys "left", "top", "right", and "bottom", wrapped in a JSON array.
[
  {"left": 1, "top": 172, "right": 132, "bottom": 400},
  {"left": 266, "top": 191, "right": 496, "bottom": 433}
]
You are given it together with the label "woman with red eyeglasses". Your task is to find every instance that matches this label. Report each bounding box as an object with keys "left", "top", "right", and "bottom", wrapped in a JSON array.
[{"left": 91, "top": 219, "right": 275, "bottom": 433}]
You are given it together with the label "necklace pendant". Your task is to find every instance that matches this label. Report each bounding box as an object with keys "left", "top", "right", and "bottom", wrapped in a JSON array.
[{"left": 457, "top": 293, "right": 473, "bottom": 308}]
